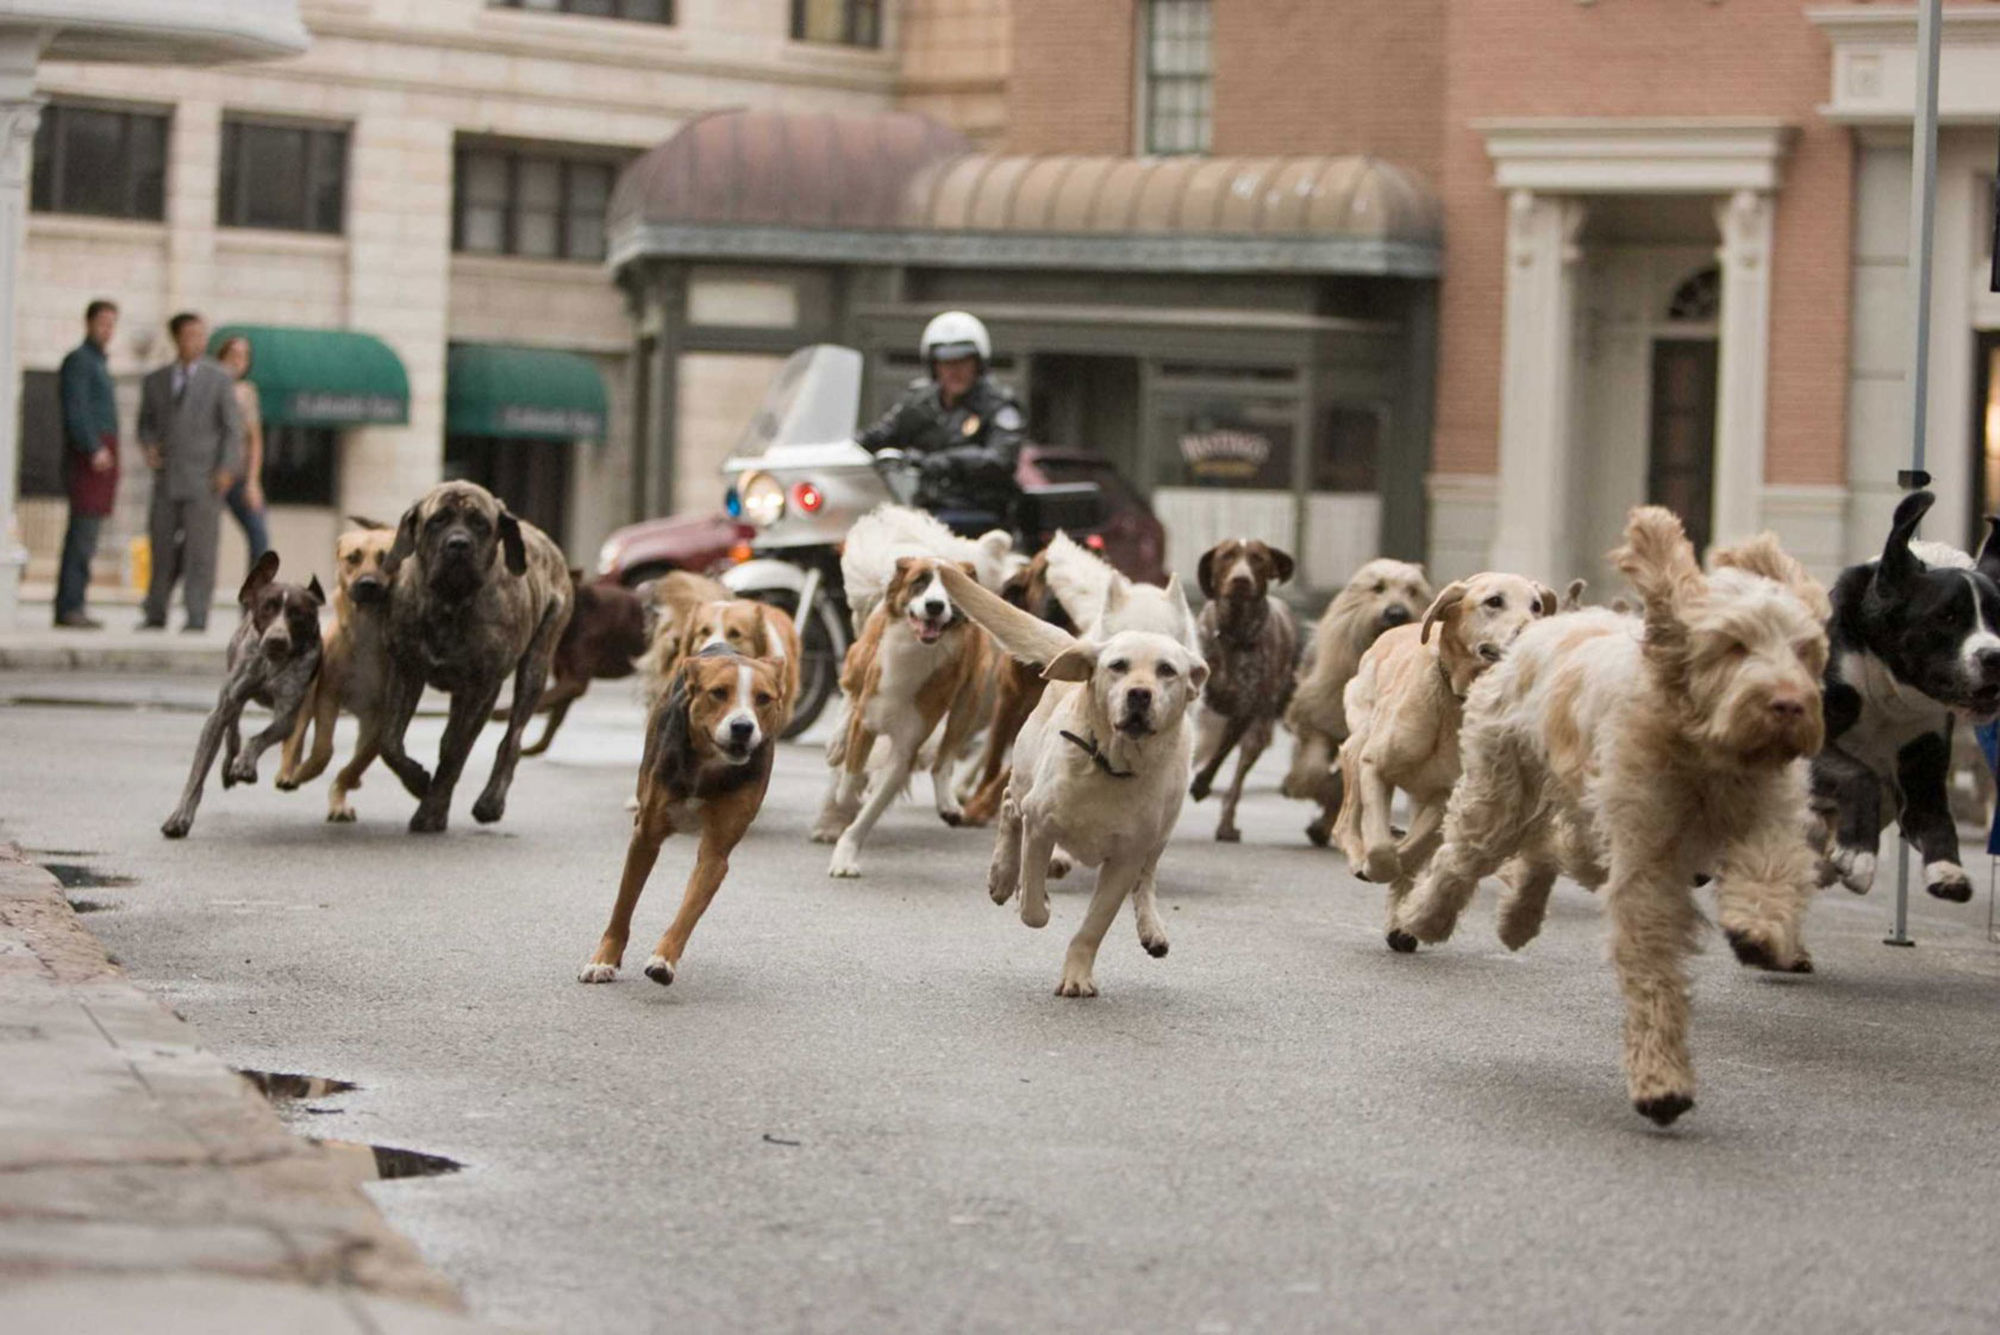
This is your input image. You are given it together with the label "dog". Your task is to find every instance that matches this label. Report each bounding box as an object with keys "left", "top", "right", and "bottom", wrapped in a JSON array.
[
  {"left": 662, "top": 593, "right": 801, "bottom": 726},
  {"left": 1188, "top": 539, "right": 1300, "bottom": 842},
  {"left": 1283, "top": 558, "right": 1433, "bottom": 845},
  {"left": 812, "top": 553, "right": 992, "bottom": 877},
  {"left": 578, "top": 644, "right": 786, "bottom": 987},
  {"left": 374, "top": 480, "right": 574, "bottom": 834},
  {"left": 162, "top": 552, "right": 325, "bottom": 838},
  {"left": 1391, "top": 510, "right": 1828, "bottom": 1126},
  {"left": 840, "top": 504, "right": 1020, "bottom": 629},
  {"left": 959, "top": 547, "right": 1076, "bottom": 827},
  {"left": 1332, "top": 572, "right": 1558, "bottom": 930},
  {"left": 1811, "top": 491, "right": 2000, "bottom": 904},
  {"left": 494, "top": 573, "right": 649, "bottom": 757},
  {"left": 275, "top": 518, "right": 396, "bottom": 822},
  {"left": 936, "top": 562, "right": 1208, "bottom": 996},
  {"left": 635, "top": 571, "right": 731, "bottom": 693}
]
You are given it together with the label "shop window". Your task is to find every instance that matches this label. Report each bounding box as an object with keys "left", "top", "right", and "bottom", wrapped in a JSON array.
[
  {"left": 792, "top": 0, "right": 881, "bottom": 47},
  {"left": 262, "top": 426, "right": 338, "bottom": 506},
  {"left": 31, "top": 102, "right": 168, "bottom": 221},
  {"left": 1141, "top": 0, "right": 1212, "bottom": 156},
  {"left": 16, "top": 371, "right": 64, "bottom": 498},
  {"left": 219, "top": 118, "right": 348, "bottom": 235},
  {"left": 1313, "top": 405, "right": 1382, "bottom": 493},
  {"left": 455, "top": 144, "right": 616, "bottom": 262},
  {"left": 1156, "top": 397, "right": 1296, "bottom": 491},
  {"left": 491, "top": 0, "right": 673, "bottom": 22}
]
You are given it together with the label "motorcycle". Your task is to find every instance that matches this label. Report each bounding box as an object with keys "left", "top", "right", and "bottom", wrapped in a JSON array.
[{"left": 719, "top": 344, "right": 1103, "bottom": 737}]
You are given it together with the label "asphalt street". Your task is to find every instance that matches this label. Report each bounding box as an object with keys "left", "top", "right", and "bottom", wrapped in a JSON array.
[{"left": 4, "top": 671, "right": 2000, "bottom": 1333}]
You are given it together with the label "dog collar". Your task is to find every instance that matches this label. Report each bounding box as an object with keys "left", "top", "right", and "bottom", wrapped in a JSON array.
[
  {"left": 1435, "top": 655, "right": 1469, "bottom": 703},
  {"left": 1058, "top": 729, "right": 1136, "bottom": 779}
]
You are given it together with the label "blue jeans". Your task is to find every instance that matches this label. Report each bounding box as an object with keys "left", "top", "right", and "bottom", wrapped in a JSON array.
[
  {"left": 55, "top": 510, "right": 102, "bottom": 619},
  {"left": 225, "top": 477, "right": 270, "bottom": 562}
]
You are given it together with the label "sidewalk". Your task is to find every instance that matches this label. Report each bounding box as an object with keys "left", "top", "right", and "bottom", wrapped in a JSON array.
[
  {"left": 3, "top": 584, "right": 231, "bottom": 674},
  {"left": 0, "top": 845, "right": 516, "bottom": 1333}
]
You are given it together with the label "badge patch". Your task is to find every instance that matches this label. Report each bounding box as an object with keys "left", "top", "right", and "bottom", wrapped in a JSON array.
[
  {"left": 994, "top": 404, "right": 1023, "bottom": 431},
  {"left": 961, "top": 415, "right": 981, "bottom": 437}
]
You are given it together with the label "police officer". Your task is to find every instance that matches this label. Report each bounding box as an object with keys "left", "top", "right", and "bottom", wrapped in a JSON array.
[{"left": 857, "top": 311, "right": 1026, "bottom": 518}]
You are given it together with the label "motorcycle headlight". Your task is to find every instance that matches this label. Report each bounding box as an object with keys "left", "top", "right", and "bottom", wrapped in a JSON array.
[
  {"left": 738, "top": 471, "right": 787, "bottom": 528},
  {"left": 595, "top": 537, "right": 622, "bottom": 576}
]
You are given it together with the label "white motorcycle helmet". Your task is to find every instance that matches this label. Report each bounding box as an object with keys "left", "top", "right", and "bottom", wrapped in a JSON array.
[{"left": 919, "top": 310, "right": 991, "bottom": 372}]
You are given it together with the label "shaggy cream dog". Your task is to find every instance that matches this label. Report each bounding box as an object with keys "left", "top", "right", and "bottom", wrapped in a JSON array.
[
  {"left": 1283, "top": 558, "right": 1433, "bottom": 845},
  {"left": 1391, "top": 509, "right": 1829, "bottom": 1127},
  {"left": 1332, "top": 572, "right": 1557, "bottom": 930},
  {"left": 935, "top": 562, "right": 1208, "bottom": 998}
]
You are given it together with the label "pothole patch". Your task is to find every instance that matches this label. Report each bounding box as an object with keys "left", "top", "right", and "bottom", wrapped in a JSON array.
[
  {"left": 313, "top": 1139, "right": 464, "bottom": 1183},
  {"left": 40, "top": 862, "right": 136, "bottom": 889},
  {"left": 236, "top": 1068, "right": 359, "bottom": 1102}
]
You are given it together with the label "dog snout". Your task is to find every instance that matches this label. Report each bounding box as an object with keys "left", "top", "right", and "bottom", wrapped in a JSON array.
[
  {"left": 1976, "top": 647, "right": 2000, "bottom": 681},
  {"left": 922, "top": 598, "right": 946, "bottom": 619},
  {"left": 728, "top": 717, "right": 757, "bottom": 747},
  {"left": 1767, "top": 692, "right": 1809, "bottom": 721},
  {"left": 1381, "top": 604, "right": 1412, "bottom": 627},
  {"left": 351, "top": 577, "right": 386, "bottom": 604},
  {"left": 1123, "top": 686, "right": 1153, "bottom": 714},
  {"left": 1478, "top": 643, "right": 1503, "bottom": 663},
  {"left": 443, "top": 530, "right": 473, "bottom": 556}
]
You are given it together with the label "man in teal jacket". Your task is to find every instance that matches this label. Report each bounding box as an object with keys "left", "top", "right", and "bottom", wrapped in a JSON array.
[{"left": 55, "top": 299, "right": 121, "bottom": 629}]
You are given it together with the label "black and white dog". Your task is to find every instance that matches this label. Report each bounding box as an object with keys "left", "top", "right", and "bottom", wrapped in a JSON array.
[{"left": 1812, "top": 490, "right": 2000, "bottom": 902}]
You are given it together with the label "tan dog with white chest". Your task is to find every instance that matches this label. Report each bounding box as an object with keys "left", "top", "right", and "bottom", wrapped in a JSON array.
[
  {"left": 1333, "top": 572, "right": 1557, "bottom": 935},
  {"left": 276, "top": 518, "right": 397, "bottom": 822},
  {"left": 580, "top": 645, "right": 787, "bottom": 988},
  {"left": 937, "top": 562, "right": 1209, "bottom": 998},
  {"left": 812, "top": 555, "right": 991, "bottom": 876}
]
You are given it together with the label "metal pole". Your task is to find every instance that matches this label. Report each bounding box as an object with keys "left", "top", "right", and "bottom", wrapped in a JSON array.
[{"left": 1889, "top": 0, "right": 1946, "bottom": 948}]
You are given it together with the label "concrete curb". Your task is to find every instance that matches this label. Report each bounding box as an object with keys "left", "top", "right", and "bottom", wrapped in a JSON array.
[{"left": 0, "top": 845, "right": 519, "bottom": 1333}]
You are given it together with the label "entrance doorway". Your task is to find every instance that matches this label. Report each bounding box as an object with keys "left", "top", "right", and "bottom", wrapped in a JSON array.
[
  {"left": 445, "top": 437, "right": 571, "bottom": 551},
  {"left": 1027, "top": 354, "right": 1141, "bottom": 478},
  {"left": 1648, "top": 338, "right": 1719, "bottom": 557}
]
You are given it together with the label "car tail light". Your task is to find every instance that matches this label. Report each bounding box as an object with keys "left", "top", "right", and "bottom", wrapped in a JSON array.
[
  {"left": 728, "top": 542, "right": 755, "bottom": 565},
  {"left": 793, "top": 481, "right": 824, "bottom": 514},
  {"left": 1085, "top": 533, "right": 1106, "bottom": 551}
]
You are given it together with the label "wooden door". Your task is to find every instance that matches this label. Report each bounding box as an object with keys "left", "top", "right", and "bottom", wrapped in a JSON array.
[{"left": 1648, "top": 339, "right": 1719, "bottom": 557}]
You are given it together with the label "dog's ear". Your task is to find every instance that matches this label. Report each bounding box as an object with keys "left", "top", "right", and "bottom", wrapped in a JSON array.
[
  {"left": 1163, "top": 573, "right": 1196, "bottom": 647},
  {"left": 384, "top": 503, "right": 420, "bottom": 577},
  {"left": 1561, "top": 578, "right": 1587, "bottom": 612},
  {"left": 1418, "top": 581, "right": 1467, "bottom": 645},
  {"left": 1878, "top": 490, "right": 1935, "bottom": 590},
  {"left": 306, "top": 575, "right": 326, "bottom": 606},
  {"left": 648, "top": 666, "right": 697, "bottom": 795},
  {"left": 1613, "top": 506, "right": 1704, "bottom": 674},
  {"left": 1197, "top": 546, "right": 1219, "bottom": 600},
  {"left": 497, "top": 510, "right": 528, "bottom": 576},
  {"left": 238, "top": 550, "right": 281, "bottom": 606},
  {"left": 1265, "top": 546, "right": 1296, "bottom": 585},
  {"left": 1042, "top": 642, "right": 1099, "bottom": 682},
  {"left": 1712, "top": 532, "right": 1832, "bottom": 622},
  {"left": 760, "top": 609, "right": 790, "bottom": 663},
  {"left": 1103, "top": 577, "right": 1128, "bottom": 619},
  {"left": 957, "top": 561, "right": 979, "bottom": 582},
  {"left": 1534, "top": 583, "right": 1560, "bottom": 617},
  {"left": 1186, "top": 656, "right": 1210, "bottom": 693},
  {"left": 345, "top": 515, "right": 390, "bottom": 531},
  {"left": 1975, "top": 515, "right": 2000, "bottom": 588}
]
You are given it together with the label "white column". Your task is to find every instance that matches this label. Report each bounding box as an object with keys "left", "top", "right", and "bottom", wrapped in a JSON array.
[
  {"left": 1712, "top": 188, "right": 1776, "bottom": 546},
  {"left": 0, "top": 28, "right": 43, "bottom": 631},
  {"left": 1490, "top": 189, "right": 1587, "bottom": 579}
]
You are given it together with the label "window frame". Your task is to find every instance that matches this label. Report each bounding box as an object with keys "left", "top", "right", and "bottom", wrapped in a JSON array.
[
  {"left": 490, "top": 0, "right": 674, "bottom": 23},
  {"left": 790, "top": 0, "right": 883, "bottom": 49},
  {"left": 260, "top": 424, "right": 340, "bottom": 507},
  {"left": 217, "top": 114, "right": 350, "bottom": 236},
  {"left": 30, "top": 100, "right": 171, "bottom": 222},
  {"left": 452, "top": 142, "right": 619, "bottom": 264},
  {"left": 1137, "top": 0, "right": 1214, "bottom": 158}
]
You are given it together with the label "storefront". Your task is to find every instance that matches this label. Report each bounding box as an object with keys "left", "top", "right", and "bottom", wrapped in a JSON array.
[
  {"left": 444, "top": 343, "right": 610, "bottom": 548},
  {"left": 608, "top": 110, "right": 1441, "bottom": 594}
]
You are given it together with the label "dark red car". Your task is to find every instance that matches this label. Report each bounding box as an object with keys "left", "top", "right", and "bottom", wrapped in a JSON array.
[{"left": 593, "top": 445, "right": 1167, "bottom": 588}]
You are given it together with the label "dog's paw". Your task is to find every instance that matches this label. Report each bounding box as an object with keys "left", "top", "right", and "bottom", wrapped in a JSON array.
[
  {"left": 1047, "top": 851, "right": 1072, "bottom": 880},
  {"left": 809, "top": 815, "right": 847, "bottom": 844},
  {"left": 408, "top": 805, "right": 449, "bottom": 835},
  {"left": 1924, "top": 861, "right": 1973, "bottom": 904},
  {"left": 1020, "top": 898, "right": 1050, "bottom": 930},
  {"left": 1385, "top": 929, "right": 1418, "bottom": 954},
  {"left": 222, "top": 761, "right": 254, "bottom": 789},
  {"left": 827, "top": 842, "right": 862, "bottom": 878},
  {"left": 472, "top": 794, "right": 506, "bottom": 825},
  {"left": 578, "top": 962, "right": 618, "bottom": 984},
  {"left": 643, "top": 955, "right": 675, "bottom": 987},
  {"left": 938, "top": 808, "right": 963, "bottom": 828},
  {"left": 1829, "top": 846, "right": 1876, "bottom": 895},
  {"left": 1633, "top": 1092, "right": 1695, "bottom": 1127},
  {"left": 1141, "top": 935, "right": 1169, "bottom": 959},
  {"left": 161, "top": 813, "right": 192, "bottom": 840},
  {"left": 327, "top": 802, "right": 357, "bottom": 824},
  {"left": 1054, "top": 971, "right": 1099, "bottom": 998},
  {"left": 1494, "top": 914, "right": 1542, "bottom": 953},
  {"left": 274, "top": 774, "right": 300, "bottom": 792},
  {"left": 1188, "top": 776, "right": 1212, "bottom": 803},
  {"left": 1724, "top": 928, "right": 1792, "bottom": 973},
  {"left": 1361, "top": 845, "right": 1400, "bottom": 884},
  {"left": 1304, "top": 818, "right": 1331, "bottom": 848},
  {"left": 1215, "top": 824, "right": 1241, "bottom": 844}
]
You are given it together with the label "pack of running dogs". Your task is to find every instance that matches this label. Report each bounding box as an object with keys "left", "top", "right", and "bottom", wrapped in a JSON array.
[{"left": 162, "top": 479, "right": 2000, "bottom": 1128}]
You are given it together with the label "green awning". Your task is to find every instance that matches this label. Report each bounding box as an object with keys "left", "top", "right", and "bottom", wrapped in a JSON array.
[
  {"left": 210, "top": 324, "right": 410, "bottom": 427},
  {"left": 447, "top": 344, "right": 609, "bottom": 440}
]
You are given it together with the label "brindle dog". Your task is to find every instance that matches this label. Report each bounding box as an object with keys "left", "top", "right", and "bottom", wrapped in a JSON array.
[
  {"left": 1189, "top": 538, "right": 1301, "bottom": 842},
  {"left": 376, "top": 481, "right": 574, "bottom": 833},
  {"left": 162, "top": 552, "right": 325, "bottom": 838}
]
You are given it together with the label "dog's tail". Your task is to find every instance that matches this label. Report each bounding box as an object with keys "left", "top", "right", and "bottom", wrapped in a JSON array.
[
  {"left": 936, "top": 562, "right": 1079, "bottom": 671},
  {"left": 1042, "top": 531, "right": 1119, "bottom": 632}
]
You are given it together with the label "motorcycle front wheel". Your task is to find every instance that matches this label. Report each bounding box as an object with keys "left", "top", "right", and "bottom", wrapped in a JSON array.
[{"left": 738, "top": 584, "right": 848, "bottom": 740}]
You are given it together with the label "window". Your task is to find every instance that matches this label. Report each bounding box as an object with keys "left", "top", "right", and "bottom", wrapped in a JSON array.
[
  {"left": 31, "top": 102, "right": 168, "bottom": 221},
  {"left": 1142, "top": 0, "right": 1212, "bottom": 156},
  {"left": 17, "top": 371, "right": 65, "bottom": 498},
  {"left": 262, "top": 426, "right": 338, "bottom": 506},
  {"left": 1313, "top": 405, "right": 1382, "bottom": 493},
  {"left": 219, "top": 118, "right": 347, "bottom": 234},
  {"left": 491, "top": 0, "right": 672, "bottom": 22},
  {"left": 455, "top": 144, "right": 616, "bottom": 262},
  {"left": 792, "top": 0, "right": 881, "bottom": 47}
]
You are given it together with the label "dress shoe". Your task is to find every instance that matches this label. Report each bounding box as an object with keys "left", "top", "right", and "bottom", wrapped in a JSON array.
[
  {"left": 181, "top": 623, "right": 208, "bottom": 635},
  {"left": 136, "top": 618, "right": 166, "bottom": 631},
  {"left": 53, "top": 611, "right": 103, "bottom": 630}
]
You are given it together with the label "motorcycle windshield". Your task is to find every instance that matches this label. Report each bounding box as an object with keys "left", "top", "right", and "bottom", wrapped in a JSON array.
[{"left": 730, "top": 344, "right": 864, "bottom": 464}]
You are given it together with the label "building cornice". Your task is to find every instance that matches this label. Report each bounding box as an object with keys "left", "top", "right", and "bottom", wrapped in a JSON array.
[
  {"left": 1475, "top": 117, "right": 1797, "bottom": 193},
  {"left": 1809, "top": 5, "right": 2000, "bottom": 124}
]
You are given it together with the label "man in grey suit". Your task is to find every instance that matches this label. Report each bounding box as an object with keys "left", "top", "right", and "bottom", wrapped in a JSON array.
[{"left": 138, "top": 312, "right": 242, "bottom": 632}]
